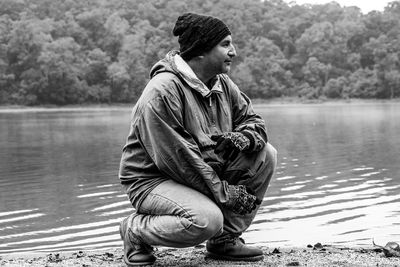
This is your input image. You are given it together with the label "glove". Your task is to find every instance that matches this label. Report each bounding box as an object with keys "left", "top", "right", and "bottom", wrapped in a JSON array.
[
  {"left": 224, "top": 184, "right": 262, "bottom": 215},
  {"left": 211, "top": 132, "right": 252, "bottom": 161}
]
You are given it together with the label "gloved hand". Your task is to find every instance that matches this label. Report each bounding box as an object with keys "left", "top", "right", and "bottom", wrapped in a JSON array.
[
  {"left": 211, "top": 132, "right": 251, "bottom": 161},
  {"left": 224, "top": 184, "right": 262, "bottom": 215}
]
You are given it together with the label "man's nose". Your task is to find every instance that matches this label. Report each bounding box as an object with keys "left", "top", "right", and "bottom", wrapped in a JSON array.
[{"left": 228, "top": 45, "right": 237, "bottom": 57}]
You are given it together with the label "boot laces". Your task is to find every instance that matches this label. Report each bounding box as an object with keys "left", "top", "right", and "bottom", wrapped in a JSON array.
[
  {"left": 140, "top": 243, "right": 154, "bottom": 253},
  {"left": 225, "top": 235, "right": 245, "bottom": 245}
]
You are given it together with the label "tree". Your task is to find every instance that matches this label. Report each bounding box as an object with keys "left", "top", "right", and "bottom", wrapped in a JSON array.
[
  {"left": 232, "top": 37, "right": 293, "bottom": 98},
  {"left": 6, "top": 15, "right": 53, "bottom": 104},
  {"left": 102, "top": 12, "right": 129, "bottom": 60},
  {"left": 345, "top": 68, "right": 377, "bottom": 98},
  {"left": 75, "top": 8, "right": 108, "bottom": 49},
  {"left": 364, "top": 35, "right": 400, "bottom": 98},
  {"left": 0, "top": 0, "right": 25, "bottom": 20},
  {"left": 295, "top": 22, "right": 335, "bottom": 64},
  {"left": 108, "top": 19, "right": 157, "bottom": 102},
  {"left": 0, "top": 14, "right": 13, "bottom": 103},
  {"left": 300, "top": 57, "right": 331, "bottom": 98},
  {"left": 38, "top": 37, "right": 86, "bottom": 104},
  {"left": 83, "top": 48, "right": 111, "bottom": 103},
  {"left": 323, "top": 76, "right": 348, "bottom": 98}
]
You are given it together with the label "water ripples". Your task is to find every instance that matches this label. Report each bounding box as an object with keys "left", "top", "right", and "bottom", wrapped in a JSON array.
[
  {"left": 1, "top": 163, "right": 398, "bottom": 254},
  {"left": 0, "top": 183, "right": 132, "bottom": 255},
  {"left": 245, "top": 157, "right": 400, "bottom": 248}
]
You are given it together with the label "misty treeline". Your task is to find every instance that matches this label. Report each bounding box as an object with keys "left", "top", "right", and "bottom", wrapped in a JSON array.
[{"left": 1, "top": 0, "right": 400, "bottom": 105}]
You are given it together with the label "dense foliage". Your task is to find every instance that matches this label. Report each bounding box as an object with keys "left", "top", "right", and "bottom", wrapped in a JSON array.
[{"left": 1, "top": 0, "right": 400, "bottom": 105}]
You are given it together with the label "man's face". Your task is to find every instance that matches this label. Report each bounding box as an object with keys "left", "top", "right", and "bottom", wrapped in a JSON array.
[{"left": 202, "top": 35, "right": 236, "bottom": 75}]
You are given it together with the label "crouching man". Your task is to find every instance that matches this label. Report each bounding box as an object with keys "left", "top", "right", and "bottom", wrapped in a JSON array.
[{"left": 118, "top": 12, "right": 277, "bottom": 266}]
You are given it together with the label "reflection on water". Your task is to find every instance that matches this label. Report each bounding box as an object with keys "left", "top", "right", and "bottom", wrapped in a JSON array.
[{"left": 0, "top": 103, "right": 399, "bottom": 254}]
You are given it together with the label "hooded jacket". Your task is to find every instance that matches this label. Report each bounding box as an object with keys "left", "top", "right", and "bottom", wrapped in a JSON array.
[{"left": 119, "top": 51, "right": 268, "bottom": 208}]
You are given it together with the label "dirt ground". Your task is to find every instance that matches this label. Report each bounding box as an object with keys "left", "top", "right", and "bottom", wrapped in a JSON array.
[{"left": 1, "top": 243, "right": 400, "bottom": 267}]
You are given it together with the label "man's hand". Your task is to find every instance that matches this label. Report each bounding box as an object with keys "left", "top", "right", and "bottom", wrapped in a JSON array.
[
  {"left": 211, "top": 132, "right": 251, "bottom": 161},
  {"left": 224, "top": 184, "right": 262, "bottom": 215}
]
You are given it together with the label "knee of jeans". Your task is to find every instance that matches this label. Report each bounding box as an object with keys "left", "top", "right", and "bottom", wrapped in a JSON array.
[{"left": 188, "top": 205, "right": 223, "bottom": 244}]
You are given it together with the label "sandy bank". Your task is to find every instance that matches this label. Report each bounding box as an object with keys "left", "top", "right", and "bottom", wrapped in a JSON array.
[{"left": 1, "top": 244, "right": 400, "bottom": 267}]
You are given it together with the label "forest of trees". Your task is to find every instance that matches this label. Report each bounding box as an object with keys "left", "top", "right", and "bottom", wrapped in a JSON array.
[{"left": 1, "top": 0, "right": 400, "bottom": 105}]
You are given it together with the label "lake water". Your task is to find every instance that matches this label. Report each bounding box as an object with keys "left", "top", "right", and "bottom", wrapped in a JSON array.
[{"left": 0, "top": 103, "right": 399, "bottom": 255}]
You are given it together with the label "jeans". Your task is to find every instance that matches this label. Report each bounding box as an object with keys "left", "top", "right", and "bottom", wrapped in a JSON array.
[{"left": 123, "top": 143, "right": 277, "bottom": 247}]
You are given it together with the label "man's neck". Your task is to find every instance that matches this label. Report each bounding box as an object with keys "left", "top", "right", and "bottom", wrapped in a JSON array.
[{"left": 187, "top": 59, "right": 214, "bottom": 87}]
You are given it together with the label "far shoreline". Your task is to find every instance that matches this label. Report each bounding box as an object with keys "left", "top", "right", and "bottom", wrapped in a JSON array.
[{"left": 1, "top": 98, "right": 400, "bottom": 112}]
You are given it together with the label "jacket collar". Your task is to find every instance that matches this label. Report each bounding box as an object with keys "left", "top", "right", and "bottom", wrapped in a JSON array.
[{"left": 173, "top": 54, "right": 223, "bottom": 97}]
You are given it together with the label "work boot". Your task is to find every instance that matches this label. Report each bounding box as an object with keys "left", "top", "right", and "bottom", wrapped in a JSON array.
[
  {"left": 206, "top": 235, "right": 264, "bottom": 261},
  {"left": 119, "top": 215, "right": 156, "bottom": 266}
]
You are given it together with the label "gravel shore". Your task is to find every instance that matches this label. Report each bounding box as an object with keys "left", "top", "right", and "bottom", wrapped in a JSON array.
[{"left": 1, "top": 243, "right": 400, "bottom": 267}]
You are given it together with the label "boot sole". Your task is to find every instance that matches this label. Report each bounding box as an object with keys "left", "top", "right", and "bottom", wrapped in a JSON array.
[{"left": 206, "top": 251, "right": 264, "bottom": 262}]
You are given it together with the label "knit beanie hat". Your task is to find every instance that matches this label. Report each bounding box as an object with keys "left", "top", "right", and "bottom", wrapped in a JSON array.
[{"left": 173, "top": 13, "right": 231, "bottom": 61}]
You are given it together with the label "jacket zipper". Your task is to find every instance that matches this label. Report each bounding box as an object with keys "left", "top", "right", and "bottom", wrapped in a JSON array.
[{"left": 207, "top": 94, "right": 217, "bottom": 129}]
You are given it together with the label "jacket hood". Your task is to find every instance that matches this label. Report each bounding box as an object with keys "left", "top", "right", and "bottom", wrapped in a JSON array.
[
  {"left": 149, "top": 50, "right": 223, "bottom": 98},
  {"left": 149, "top": 50, "right": 178, "bottom": 78}
]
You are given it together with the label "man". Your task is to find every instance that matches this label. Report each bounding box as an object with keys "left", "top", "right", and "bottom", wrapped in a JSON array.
[{"left": 119, "top": 12, "right": 277, "bottom": 266}]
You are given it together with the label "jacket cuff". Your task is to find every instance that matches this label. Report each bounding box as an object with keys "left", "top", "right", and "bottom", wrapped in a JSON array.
[{"left": 241, "top": 130, "right": 265, "bottom": 152}]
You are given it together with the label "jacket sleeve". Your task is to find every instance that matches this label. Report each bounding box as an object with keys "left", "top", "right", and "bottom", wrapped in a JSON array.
[
  {"left": 135, "top": 92, "right": 231, "bottom": 205},
  {"left": 227, "top": 78, "right": 268, "bottom": 150}
]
